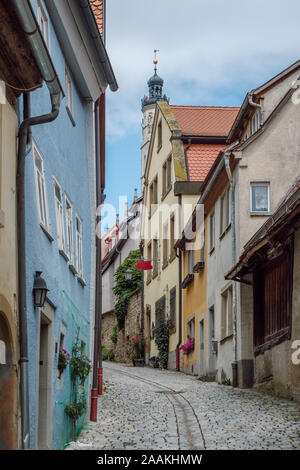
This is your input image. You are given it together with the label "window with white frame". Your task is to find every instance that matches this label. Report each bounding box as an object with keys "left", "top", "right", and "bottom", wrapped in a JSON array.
[
  {"left": 188, "top": 249, "right": 195, "bottom": 275},
  {"left": 37, "top": 0, "right": 50, "bottom": 49},
  {"left": 221, "top": 285, "right": 233, "bottom": 340},
  {"left": 75, "top": 215, "right": 83, "bottom": 277},
  {"left": 220, "top": 187, "right": 230, "bottom": 235},
  {"left": 210, "top": 212, "right": 215, "bottom": 252},
  {"left": 250, "top": 182, "right": 270, "bottom": 213},
  {"left": 65, "top": 197, "right": 73, "bottom": 263},
  {"left": 54, "top": 179, "right": 65, "bottom": 251},
  {"left": 33, "top": 144, "right": 50, "bottom": 230},
  {"left": 187, "top": 316, "right": 195, "bottom": 340},
  {"left": 251, "top": 111, "right": 260, "bottom": 134},
  {"left": 65, "top": 66, "right": 73, "bottom": 115}
]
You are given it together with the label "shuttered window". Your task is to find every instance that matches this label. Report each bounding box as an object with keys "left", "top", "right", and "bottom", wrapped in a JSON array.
[
  {"left": 254, "top": 251, "right": 292, "bottom": 348},
  {"left": 169, "top": 287, "right": 176, "bottom": 329},
  {"left": 155, "top": 296, "right": 165, "bottom": 327}
]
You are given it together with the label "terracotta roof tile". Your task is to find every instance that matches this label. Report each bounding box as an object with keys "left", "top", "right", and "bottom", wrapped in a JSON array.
[
  {"left": 90, "top": 0, "right": 104, "bottom": 37},
  {"left": 186, "top": 144, "right": 225, "bottom": 181},
  {"left": 170, "top": 105, "right": 239, "bottom": 137}
]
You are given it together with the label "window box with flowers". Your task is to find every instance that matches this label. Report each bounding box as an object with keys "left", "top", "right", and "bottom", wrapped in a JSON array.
[
  {"left": 58, "top": 349, "right": 71, "bottom": 379},
  {"left": 181, "top": 337, "right": 195, "bottom": 355}
]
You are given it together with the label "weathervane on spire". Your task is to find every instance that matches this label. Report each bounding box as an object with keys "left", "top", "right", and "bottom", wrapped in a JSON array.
[{"left": 153, "top": 49, "right": 159, "bottom": 73}]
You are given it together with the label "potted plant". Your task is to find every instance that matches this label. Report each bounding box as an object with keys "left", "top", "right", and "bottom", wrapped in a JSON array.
[{"left": 58, "top": 349, "right": 71, "bottom": 378}]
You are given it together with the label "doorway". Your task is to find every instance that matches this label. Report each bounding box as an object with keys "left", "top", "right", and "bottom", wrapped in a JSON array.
[
  {"left": 36, "top": 303, "right": 54, "bottom": 450},
  {"left": 208, "top": 306, "right": 216, "bottom": 378},
  {"left": 199, "top": 318, "right": 205, "bottom": 376}
]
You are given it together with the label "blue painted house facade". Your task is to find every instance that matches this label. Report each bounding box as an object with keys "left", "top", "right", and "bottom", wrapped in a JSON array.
[{"left": 17, "top": 0, "right": 117, "bottom": 450}]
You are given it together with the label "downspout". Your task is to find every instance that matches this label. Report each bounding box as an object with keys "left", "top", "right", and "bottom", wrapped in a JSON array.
[
  {"left": 91, "top": 92, "right": 105, "bottom": 419},
  {"left": 224, "top": 146, "right": 238, "bottom": 388},
  {"left": 249, "top": 93, "right": 264, "bottom": 123},
  {"left": 12, "top": 0, "right": 63, "bottom": 449},
  {"left": 176, "top": 194, "right": 183, "bottom": 371}
]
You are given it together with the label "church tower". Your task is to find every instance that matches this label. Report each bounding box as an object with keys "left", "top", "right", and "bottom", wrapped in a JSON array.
[{"left": 141, "top": 51, "right": 169, "bottom": 188}]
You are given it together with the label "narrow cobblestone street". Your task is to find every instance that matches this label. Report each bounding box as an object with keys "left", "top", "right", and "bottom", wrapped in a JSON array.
[{"left": 66, "top": 362, "right": 300, "bottom": 451}]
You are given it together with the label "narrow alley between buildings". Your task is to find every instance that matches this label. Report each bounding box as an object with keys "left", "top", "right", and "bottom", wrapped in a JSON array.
[{"left": 66, "top": 362, "right": 300, "bottom": 451}]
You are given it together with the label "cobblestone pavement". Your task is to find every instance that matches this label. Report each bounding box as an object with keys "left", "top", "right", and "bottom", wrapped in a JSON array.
[{"left": 66, "top": 362, "right": 300, "bottom": 450}]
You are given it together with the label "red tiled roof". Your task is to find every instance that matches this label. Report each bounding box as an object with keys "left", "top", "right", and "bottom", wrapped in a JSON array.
[
  {"left": 186, "top": 144, "right": 225, "bottom": 181},
  {"left": 90, "top": 0, "right": 104, "bottom": 37},
  {"left": 170, "top": 105, "right": 240, "bottom": 137}
]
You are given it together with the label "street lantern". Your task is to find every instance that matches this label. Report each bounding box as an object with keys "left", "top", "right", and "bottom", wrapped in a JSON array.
[
  {"left": 33, "top": 271, "right": 49, "bottom": 308},
  {"left": 125, "top": 269, "right": 134, "bottom": 281}
]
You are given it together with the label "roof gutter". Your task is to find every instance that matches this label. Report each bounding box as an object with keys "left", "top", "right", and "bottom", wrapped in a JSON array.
[
  {"left": 12, "top": 0, "right": 63, "bottom": 450},
  {"left": 79, "top": 0, "right": 118, "bottom": 92},
  {"left": 249, "top": 93, "right": 264, "bottom": 123}
]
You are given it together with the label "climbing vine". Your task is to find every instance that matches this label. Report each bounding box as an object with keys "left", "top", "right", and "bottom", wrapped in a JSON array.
[
  {"left": 112, "top": 250, "right": 142, "bottom": 329},
  {"left": 154, "top": 311, "right": 170, "bottom": 369}
]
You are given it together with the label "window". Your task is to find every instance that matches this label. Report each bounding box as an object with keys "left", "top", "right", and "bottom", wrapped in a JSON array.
[
  {"left": 162, "top": 222, "right": 169, "bottom": 266},
  {"left": 54, "top": 179, "right": 65, "bottom": 251},
  {"left": 155, "top": 296, "right": 165, "bottom": 327},
  {"left": 33, "top": 144, "right": 50, "bottom": 231},
  {"left": 210, "top": 212, "right": 215, "bottom": 252},
  {"left": 65, "top": 197, "right": 73, "bottom": 263},
  {"left": 200, "top": 229, "right": 205, "bottom": 263},
  {"left": 251, "top": 111, "right": 260, "bottom": 134},
  {"left": 251, "top": 183, "right": 270, "bottom": 213},
  {"left": 147, "top": 242, "right": 152, "bottom": 283},
  {"left": 37, "top": 1, "right": 50, "bottom": 49},
  {"left": 157, "top": 120, "right": 162, "bottom": 150},
  {"left": 57, "top": 332, "right": 65, "bottom": 379},
  {"left": 188, "top": 249, "right": 195, "bottom": 275},
  {"left": 169, "top": 287, "right": 176, "bottom": 329},
  {"left": 152, "top": 238, "right": 159, "bottom": 277},
  {"left": 221, "top": 285, "right": 233, "bottom": 340},
  {"left": 0, "top": 340, "right": 6, "bottom": 365},
  {"left": 187, "top": 317, "right": 195, "bottom": 340},
  {"left": 162, "top": 156, "right": 172, "bottom": 196},
  {"left": 75, "top": 216, "right": 83, "bottom": 278},
  {"left": 220, "top": 187, "right": 230, "bottom": 235},
  {"left": 169, "top": 214, "right": 175, "bottom": 261},
  {"left": 254, "top": 253, "right": 292, "bottom": 348},
  {"left": 65, "top": 66, "right": 73, "bottom": 115},
  {"left": 149, "top": 176, "right": 158, "bottom": 215}
]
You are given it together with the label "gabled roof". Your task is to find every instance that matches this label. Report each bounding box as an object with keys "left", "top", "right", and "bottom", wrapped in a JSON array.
[
  {"left": 170, "top": 105, "right": 239, "bottom": 137},
  {"left": 186, "top": 144, "right": 226, "bottom": 182}
]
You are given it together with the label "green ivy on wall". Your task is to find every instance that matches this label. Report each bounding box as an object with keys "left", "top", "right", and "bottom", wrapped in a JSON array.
[{"left": 112, "top": 250, "right": 142, "bottom": 329}]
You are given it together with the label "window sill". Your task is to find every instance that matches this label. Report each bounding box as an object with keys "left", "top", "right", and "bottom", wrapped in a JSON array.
[
  {"left": 220, "top": 333, "right": 233, "bottom": 345},
  {"left": 219, "top": 223, "right": 231, "bottom": 241},
  {"left": 169, "top": 252, "right": 176, "bottom": 264},
  {"left": 149, "top": 205, "right": 158, "bottom": 219},
  {"left": 66, "top": 106, "right": 76, "bottom": 127},
  {"left": 161, "top": 185, "right": 172, "bottom": 202},
  {"left": 169, "top": 326, "right": 176, "bottom": 335},
  {"left": 162, "top": 259, "right": 168, "bottom": 270},
  {"left": 0, "top": 209, "right": 5, "bottom": 229},
  {"left": 250, "top": 212, "right": 271, "bottom": 217},
  {"left": 59, "top": 249, "right": 69, "bottom": 262},
  {"left": 209, "top": 247, "right": 215, "bottom": 256},
  {"left": 146, "top": 278, "right": 151, "bottom": 286},
  {"left": 69, "top": 263, "right": 77, "bottom": 276},
  {"left": 152, "top": 271, "right": 158, "bottom": 280},
  {"left": 254, "top": 328, "right": 290, "bottom": 356},
  {"left": 157, "top": 144, "right": 162, "bottom": 153},
  {"left": 182, "top": 273, "right": 194, "bottom": 289},
  {"left": 77, "top": 276, "right": 86, "bottom": 287},
  {"left": 40, "top": 223, "right": 54, "bottom": 242}
]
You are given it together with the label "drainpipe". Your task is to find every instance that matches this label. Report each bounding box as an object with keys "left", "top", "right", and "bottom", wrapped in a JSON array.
[
  {"left": 249, "top": 94, "right": 264, "bottom": 123},
  {"left": 223, "top": 144, "right": 239, "bottom": 388},
  {"left": 176, "top": 194, "right": 183, "bottom": 371},
  {"left": 12, "top": 0, "right": 63, "bottom": 449}
]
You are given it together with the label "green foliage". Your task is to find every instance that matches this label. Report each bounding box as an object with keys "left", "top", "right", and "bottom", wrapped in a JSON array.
[
  {"left": 102, "top": 344, "right": 115, "bottom": 362},
  {"left": 110, "top": 324, "right": 119, "bottom": 345},
  {"left": 154, "top": 312, "right": 170, "bottom": 369},
  {"left": 112, "top": 250, "right": 142, "bottom": 329},
  {"left": 69, "top": 336, "right": 92, "bottom": 386},
  {"left": 65, "top": 398, "right": 86, "bottom": 422}
]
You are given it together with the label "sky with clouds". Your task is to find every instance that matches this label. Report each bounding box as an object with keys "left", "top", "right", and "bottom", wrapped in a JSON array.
[{"left": 103, "top": 0, "right": 300, "bottom": 229}]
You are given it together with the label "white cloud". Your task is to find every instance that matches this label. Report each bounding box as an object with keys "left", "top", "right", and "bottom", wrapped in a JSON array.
[{"left": 106, "top": 0, "right": 300, "bottom": 140}]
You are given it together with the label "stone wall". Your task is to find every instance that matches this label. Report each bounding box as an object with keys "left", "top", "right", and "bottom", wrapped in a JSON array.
[{"left": 102, "top": 289, "right": 143, "bottom": 364}]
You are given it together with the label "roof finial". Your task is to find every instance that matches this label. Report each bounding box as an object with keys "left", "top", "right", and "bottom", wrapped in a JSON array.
[{"left": 153, "top": 49, "right": 159, "bottom": 73}]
